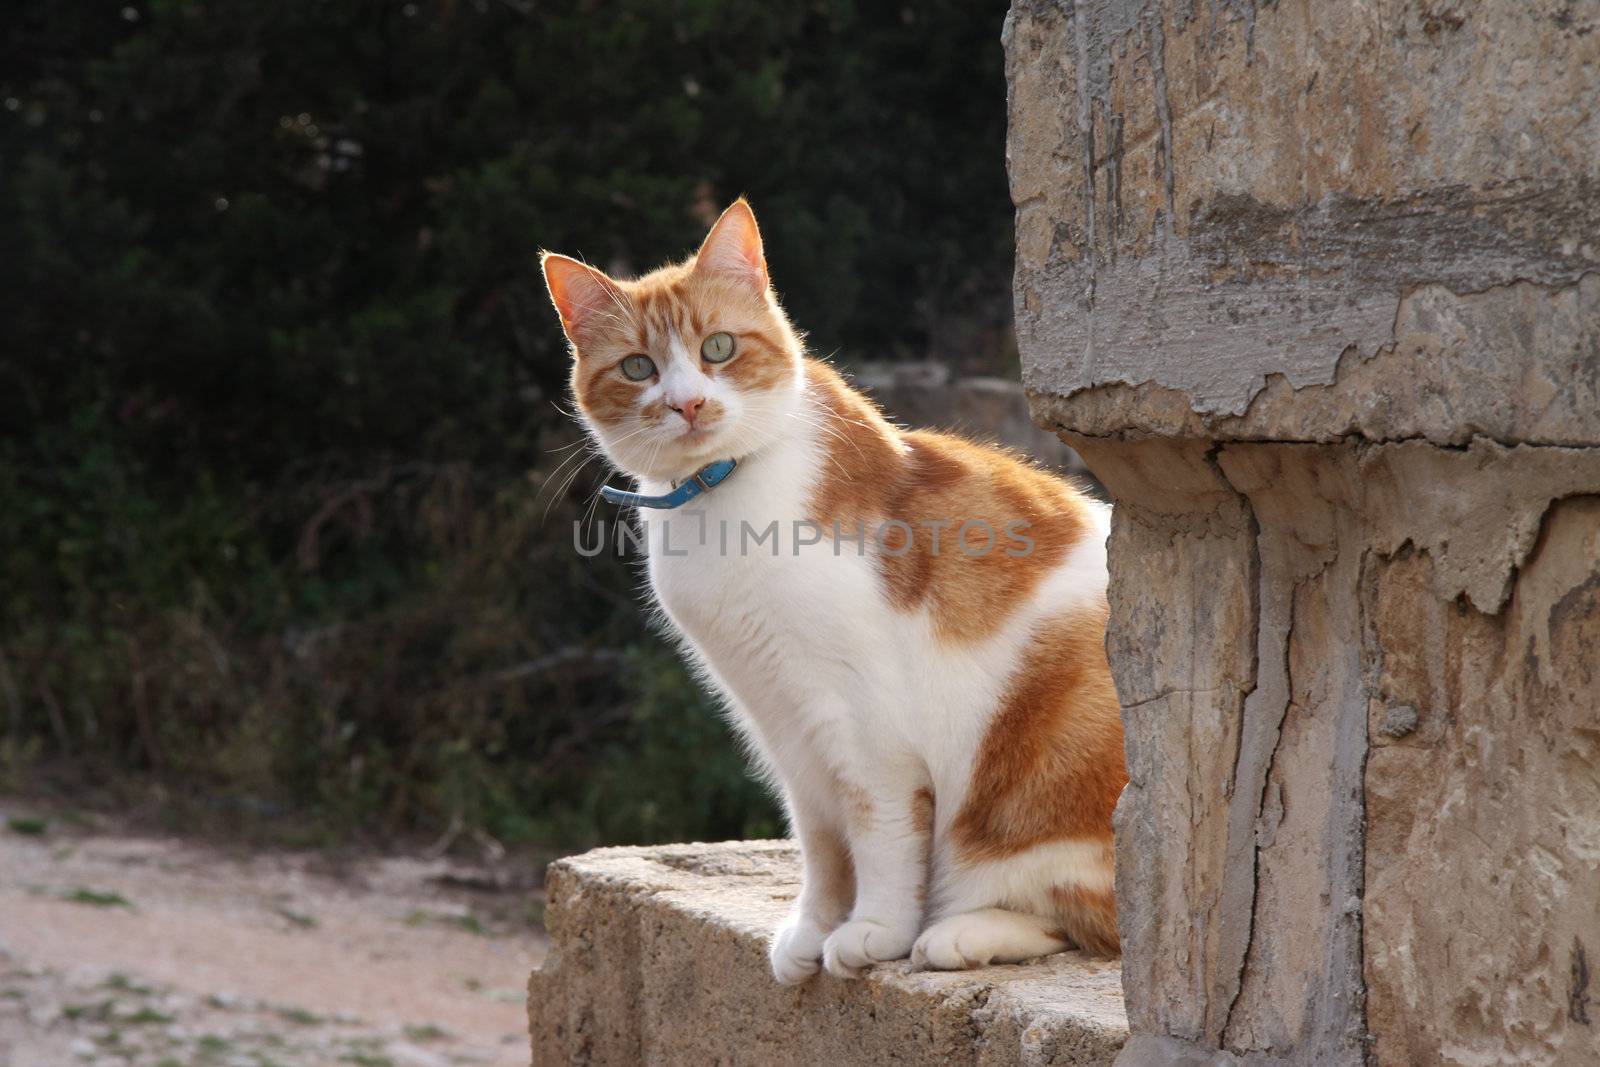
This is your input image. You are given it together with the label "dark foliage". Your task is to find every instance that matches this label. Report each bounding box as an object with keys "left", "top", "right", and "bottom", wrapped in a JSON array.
[{"left": 0, "top": 0, "right": 1013, "bottom": 849}]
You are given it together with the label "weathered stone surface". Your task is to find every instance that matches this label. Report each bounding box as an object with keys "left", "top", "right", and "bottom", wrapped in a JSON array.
[
  {"left": 1363, "top": 495, "right": 1600, "bottom": 1065},
  {"left": 1006, "top": 0, "right": 1599, "bottom": 443},
  {"left": 1030, "top": 276, "right": 1600, "bottom": 447},
  {"left": 1006, "top": 1, "right": 1600, "bottom": 1064},
  {"left": 1068, "top": 430, "right": 1600, "bottom": 1067},
  {"left": 527, "top": 842, "right": 1128, "bottom": 1066}
]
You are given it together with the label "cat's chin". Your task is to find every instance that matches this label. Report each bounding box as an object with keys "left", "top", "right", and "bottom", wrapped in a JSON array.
[{"left": 611, "top": 430, "right": 734, "bottom": 484}]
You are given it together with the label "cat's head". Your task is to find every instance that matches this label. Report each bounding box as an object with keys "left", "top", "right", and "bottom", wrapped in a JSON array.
[{"left": 541, "top": 200, "right": 805, "bottom": 482}]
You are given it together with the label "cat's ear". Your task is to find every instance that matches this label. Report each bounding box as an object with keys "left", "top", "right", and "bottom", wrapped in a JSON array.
[
  {"left": 694, "top": 198, "right": 768, "bottom": 292},
  {"left": 541, "top": 253, "right": 626, "bottom": 344}
]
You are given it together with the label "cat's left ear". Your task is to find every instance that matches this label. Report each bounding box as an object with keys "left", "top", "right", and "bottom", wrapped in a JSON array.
[{"left": 694, "top": 198, "right": 768, "bottom": 292}]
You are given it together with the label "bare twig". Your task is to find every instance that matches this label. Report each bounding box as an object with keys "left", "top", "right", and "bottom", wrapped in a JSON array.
[
  {"left": 35, "top": 682, "right": 70, "bottom": 752},
  {"left": 532, "top": 704, "right": 634, "bottom": 777},
  {"left": 0, "top": 646, "right": 23, "bottom": 743},
  {"left": 125, "top": 637, "right": 162, "bottom": 769},
  {"left": 474, "top": 647, "right": 626, "bottom": 689}
]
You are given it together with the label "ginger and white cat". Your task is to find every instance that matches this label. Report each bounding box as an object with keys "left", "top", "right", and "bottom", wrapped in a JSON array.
[{"left": 542, "top": 200, "right": 1126, "bottom": 982}]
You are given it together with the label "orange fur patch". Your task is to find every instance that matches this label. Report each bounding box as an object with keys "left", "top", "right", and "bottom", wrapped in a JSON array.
[
  {"left": 722, "top": 329, "right": 797, "bottom": 392},
  {"left": 949, "top": 602, "right": 1126, "bottom": 862},
  {"left": 1050, "top": 878, "right": 1120, "bottom": 956},
  {"left": 910, "top": 787, "right": 936, "bottom": 837},
  {"left": 911, "top": 787, "right": 936, "bottom": 909},
  {"left": 809, "top": 826, "right": 856, "bottom": 918},
  {"left": 803, "top": 361, "right": 1093, "bottom": 644},
  {"left": 840, "top": 782, "right": 875, "bottom": 834}
]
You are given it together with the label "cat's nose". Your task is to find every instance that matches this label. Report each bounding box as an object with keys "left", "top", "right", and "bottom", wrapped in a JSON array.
[{"left": 671, "top": 397, "right": 706, "bottom": 426}]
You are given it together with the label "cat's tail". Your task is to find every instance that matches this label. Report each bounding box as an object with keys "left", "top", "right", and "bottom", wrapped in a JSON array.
[{"left": 1049, "top": 880, "right": 1120, "bottom": 956}]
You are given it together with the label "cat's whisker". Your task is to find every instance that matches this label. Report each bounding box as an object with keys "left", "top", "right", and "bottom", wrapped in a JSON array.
[
  {"left": 785, "top": 410, "right": 860, "bottom": 459},
  {"left": 544, "top": 447, "right": 604, "bottom": 505},
  {"left": 807, "top": 401, "right": 882, "bottom": 435},
  {"left": 538, "top": 423, "right": 657, "bottom": 519},
  {"left": 538, "top": 448, "right": 602, "bottom": 520}
]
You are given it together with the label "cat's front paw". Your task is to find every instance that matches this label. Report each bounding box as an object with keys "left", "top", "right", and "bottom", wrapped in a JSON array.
[
  {"left": 911, "top": 909, "right": 1069, "bottom": 971},
  {"left": 911, "top": 914, "right": 994, "bottom": 970},
  {"left": 821, "top": 918, "right": 917, "bottom": 978},
  {"left": 769, "top": 913, "right": 831, "bottom": 985}
]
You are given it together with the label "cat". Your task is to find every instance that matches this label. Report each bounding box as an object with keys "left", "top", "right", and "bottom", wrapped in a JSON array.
[{"left": 541, "top": 199, "right": 1126, "bottom": 982}]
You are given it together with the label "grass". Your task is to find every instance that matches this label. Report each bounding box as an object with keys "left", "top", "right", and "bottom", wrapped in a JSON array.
[
  {"left": 274, "top": 906, "right": 318, "bottom": 929},
  {"left": 461, "top": 976, "right": 521, "bottom": 1003},
  {"left": 196, "top": 1034, "right": 233, "bottom": 1058},
  {"left": 403, "top": 1024, "right": 448, "bottom": 1043},
  {"left": 61, "top": 887, "right": 132, "bottom": 908},
  {"left": 277, "top": 1006, "right": 323, "bottom": 1025},
  {"left": 402, "top": 909, "right": 488, "bottom": 936},
  {"left": 61, "top": 996, "right": 171, "bottom": 1026},
  {"left": 61, "top": 999, "right": 115, "bottom": 1022},
  {"left": 6, "top": 816, "right": 48, "bottom": 836},
  {"left": 104, "top": 973, "right": 154, "bottom": 995}
]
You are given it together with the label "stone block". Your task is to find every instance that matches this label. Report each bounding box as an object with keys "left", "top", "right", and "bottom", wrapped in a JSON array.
[
  {"left": 527, "top": 842, "right": 1128, "bottom": 1066},
  {"left": 1005, "top": 1, "right": 1600, "bottom": 1063}
]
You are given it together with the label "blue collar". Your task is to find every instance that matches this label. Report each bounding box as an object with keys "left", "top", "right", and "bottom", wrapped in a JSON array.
[{"left": 599, "top": 457, "right": 739, "bottom": 510}]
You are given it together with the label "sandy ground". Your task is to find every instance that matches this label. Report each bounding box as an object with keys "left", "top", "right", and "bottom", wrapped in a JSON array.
[{"left": 0, "top": 801, "right": 547, "bottom": 1067}]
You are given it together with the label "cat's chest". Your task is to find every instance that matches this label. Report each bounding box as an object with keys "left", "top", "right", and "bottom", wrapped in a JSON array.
[
  {"left": 637, "top": 465, "right": 875, "bottom": 641},
  {"left": 643, "top": 500, "right": 818, "bottom": 619}
]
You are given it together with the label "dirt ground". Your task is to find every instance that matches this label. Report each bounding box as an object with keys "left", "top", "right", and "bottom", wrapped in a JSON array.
[{"left": 0, "top": 800, "right": 548, "bottom": 1067}]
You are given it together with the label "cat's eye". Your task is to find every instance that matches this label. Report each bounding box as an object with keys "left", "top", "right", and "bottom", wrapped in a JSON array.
[
  {"left": 620, "top": 354, "right": 656, "bottom": 381},
  {"left": 701, "top": 331, "right": 735, "bottom": 363}
]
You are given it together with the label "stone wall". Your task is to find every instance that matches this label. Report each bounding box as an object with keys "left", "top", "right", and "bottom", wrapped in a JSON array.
[
  {"left": 527, "top": 842, "right": 1128, "bottom": 1065},
  {"left": 1004, "top": 2, "right": 1599, "bottom": 1064}
]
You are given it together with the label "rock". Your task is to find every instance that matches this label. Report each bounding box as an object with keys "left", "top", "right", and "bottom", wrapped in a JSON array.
[
  {"left": 852, "top": 361, "right": 1091, "bottom": 479},
  {"left": 1005, "top": 1, "right": 1600, "bottom": 1064},
  {"left": 1376, "top": 705, "right": 1418, "bottom": 740},
  {"left": 527, "top": 842, "right": 1127, "bottom": 1066}
]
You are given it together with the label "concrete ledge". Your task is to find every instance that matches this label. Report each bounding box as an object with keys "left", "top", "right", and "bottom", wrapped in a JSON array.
[{"left": 527, "top": 841, "right": 1127, "bottom": 1066}]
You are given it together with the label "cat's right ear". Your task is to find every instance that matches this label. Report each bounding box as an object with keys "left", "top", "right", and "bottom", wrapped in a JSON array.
[{"left": 541, "top": 253, "right": 626, "bottom": 345}]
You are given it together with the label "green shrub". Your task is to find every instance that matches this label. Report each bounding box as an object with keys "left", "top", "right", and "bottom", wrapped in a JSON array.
[{"left": 0, "top": 0, "right": 1009, "bottom": 849}]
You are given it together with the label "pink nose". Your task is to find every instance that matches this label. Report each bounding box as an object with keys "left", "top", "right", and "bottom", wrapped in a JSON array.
[{"left": 672, "top": 397, "right": 705, "bottom": 426}]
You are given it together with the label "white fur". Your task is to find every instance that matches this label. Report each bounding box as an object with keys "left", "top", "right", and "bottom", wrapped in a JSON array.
[{"left": 911, "top": 908, "right": 1070, "bottom": 970}]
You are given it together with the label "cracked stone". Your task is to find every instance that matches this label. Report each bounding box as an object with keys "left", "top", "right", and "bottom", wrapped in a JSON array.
[{"left": 1006, "top": 1, "right": 1600, "bottom": 1064}]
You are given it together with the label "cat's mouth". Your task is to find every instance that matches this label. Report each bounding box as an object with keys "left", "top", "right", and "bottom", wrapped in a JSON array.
[
  {"left": 673, "top": 408, "right": 725, "bottom": 442},
  {"left": 667, "top": 419, "right": 732, "bottom": 470}
]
